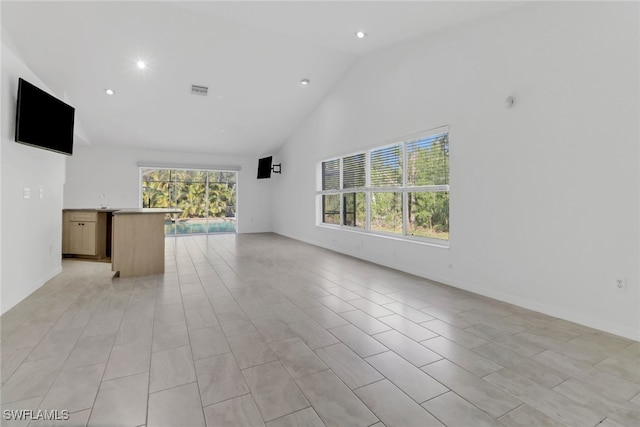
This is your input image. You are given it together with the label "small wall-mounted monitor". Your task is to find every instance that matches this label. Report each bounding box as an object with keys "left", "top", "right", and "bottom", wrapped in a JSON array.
[
  {"left": 257, "top": 156, "right": 272, "bottom": 179},
  {"left": 15, "top": 78, "right": 75, "bottom": 156}
]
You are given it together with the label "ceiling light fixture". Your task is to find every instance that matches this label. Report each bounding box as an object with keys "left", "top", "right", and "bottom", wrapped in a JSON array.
[
  {"left": 355, "top": 31, "right": 366, "bottom": 39},
  {"left": 105, "top": 89, "right": 115, "bottom": 95},
  {"left": 300, "top": 79, "right": 310, "bottom": 85},
  {"left": 136, "top": 60, "right": 146, "bottom": 69}
]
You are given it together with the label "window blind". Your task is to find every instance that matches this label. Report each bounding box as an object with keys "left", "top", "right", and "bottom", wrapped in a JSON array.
[
  {"left": 322, "top": 159, "right": 340, "bottom": 190},
  {"left": 342, "top": 153, "right": 366, "bottom": 189},
  {"left": 370, "top": 143, "right": 402, "bottom": 187}
]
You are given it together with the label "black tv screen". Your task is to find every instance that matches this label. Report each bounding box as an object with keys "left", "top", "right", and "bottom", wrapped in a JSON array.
[
  {"left": 15, "top": 78, "right": 75, "bottom": 156},
  {"left": 257, "top": 156, "right": 272, "bottom": 179}
]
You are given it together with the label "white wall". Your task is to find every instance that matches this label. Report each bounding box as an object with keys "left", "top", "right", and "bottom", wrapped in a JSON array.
[
  {"left": 272, "top": 2, "right": 640, "bottom": 339},
  {"left": 1, "top": 43, "right": 66, "bottom": 314},
  {"left": 64, "top": 145, "right": 272, "bottom": 233}
]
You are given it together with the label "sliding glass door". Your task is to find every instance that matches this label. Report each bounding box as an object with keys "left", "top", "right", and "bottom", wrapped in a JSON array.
[{"left": 141, "top": 168, "right": 237, "bottom": 235}]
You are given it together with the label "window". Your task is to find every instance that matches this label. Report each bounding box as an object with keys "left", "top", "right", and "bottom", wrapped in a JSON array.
[
  {"left": 141, "top": 168, "right": 237, "bottom": 235},
  {"left": 317, "top": 127, "right": 449, "bottom": 243}
]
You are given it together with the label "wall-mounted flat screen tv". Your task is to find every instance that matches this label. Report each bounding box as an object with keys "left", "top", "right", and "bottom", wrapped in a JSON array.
[
  {"left": 15, "top": 78, "right": 75, "bottom": 156},
  {"left": 257, "top": 156, "right": 272, "bottom": 179}
]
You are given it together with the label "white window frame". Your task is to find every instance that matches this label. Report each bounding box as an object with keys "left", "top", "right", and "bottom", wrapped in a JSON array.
[{"left": 317, "top": 126, "right": 450, "bottom": 247}]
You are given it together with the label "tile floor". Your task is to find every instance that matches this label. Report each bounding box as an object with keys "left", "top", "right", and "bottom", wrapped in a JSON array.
[{"left": 1, "top": 233, "right": 639, "bottom": 426}]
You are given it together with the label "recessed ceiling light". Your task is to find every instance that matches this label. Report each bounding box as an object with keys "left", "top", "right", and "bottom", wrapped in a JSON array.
[
  {"left": 219, "top": 128, "right": 225, "bottom": 132},
  {"left": 355, "top": 31, "right": 366, "bottom": 39},
  {"left": 300, "top": 79, "right": 310, "bottom": 85},
  {"left": 136, "top": 60, "right": 146, "bottom": 69},
  {"left": 105, "top": 89, "right": 115, "bottom": 95}
]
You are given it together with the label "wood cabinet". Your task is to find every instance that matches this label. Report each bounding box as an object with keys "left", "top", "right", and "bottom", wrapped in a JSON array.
[{"left": 62, "top": 210, "right": 107, "bottom": 258}]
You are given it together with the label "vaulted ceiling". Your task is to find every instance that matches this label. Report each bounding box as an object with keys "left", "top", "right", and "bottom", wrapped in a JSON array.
[{"left": 2, "top": 1, "right": 523, "bottom": 156}]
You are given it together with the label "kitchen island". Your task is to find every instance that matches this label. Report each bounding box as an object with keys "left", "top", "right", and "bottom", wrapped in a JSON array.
[{"left": 111, "top": 208, "right": 181, "bottom": 277}]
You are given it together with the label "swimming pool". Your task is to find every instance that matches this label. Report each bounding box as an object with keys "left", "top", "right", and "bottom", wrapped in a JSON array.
[{"left": 165, "top": 220, "right": 236, "bottom": 235}]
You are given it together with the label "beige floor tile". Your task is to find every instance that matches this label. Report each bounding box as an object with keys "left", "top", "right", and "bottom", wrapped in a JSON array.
[
  {"left": 38, "top": 362, "right": 105, "bottom": 413},
  {"left": 382, "top": 302, "right": 435, "bottom": 323},
  {"left": 154, "top": 303, "right": 185, "bottom": 325},
  {"left": 329, "top": 324, "right": 388, "bottom": 358},
  {"left": 366, "top": 351, "right": 448, "bottom": 403},
  {"left": 269, "top": 337, "right": 327, "bottom": 379},
  {"left": 353, "top": 289, "right": 396, "bottom": 305},
  {"left": 569, "top": 332, "right": 635, "bottom": 355},
  {"left": 420, "top": 319, "right": 487, "bottom": 349},
  {"left": 473, "top": 343, "right": 567, "bottom": 388},
  {"left": 242, "top": 360, "right": 309, "bottom": 422},
  {"left": 203, "top": 394, "right": 265, "bottom": 427},
  {"left": 314, "top": 343, "right": 383, "bottom": 389},
  {"left": 373, "top": 330, "right": 441, "bottom": 367},
  {"left": 462, "top": 311, "right": 527, "bottom": 335},
  {"left": 2, "top": 321, "right": 52, "bottom": 352},
  {"left": 218, "top": 311, "right": 258, "bottom": 337},
  {"left": 316, "top": 295, "right": 356, "bottom": 313},
  {"left": 553, "top": 378, "right": 640, "bottom": 426},
  {"left": 295, "top": 370, "right": 378, "bottom": 427},
  {"left": 227, "top": 331, "right": 278, "bottom": 369},
  {"left": 422, "top": 360, "right": 520, "bottom": 417},
  {"left": 195, "top": 352, "right": 249, "bottom": 406},
  {"left": 239, "top": 298, "right": 277, "bottom": 319},
  {"left": 356, "top": 379, "right": 444, "bottom": 426},
  {"left": 379, "top": 315, "right": 437, "bottom": 342},
  {"left": 347, "top": 299, "right": 394, "bottom": 318},
  {"left": 466, "top": 324, "right": 545, "bottom": 357},
  {"left": 515, "top": 331, "right": 607, "bottom": 365},
  {"left": 325, "top": 287, "right": 361, "bottom": 301},
  {"left": 50, "top": 308, "right": 93, "bottom": 332},
  {"left": 597, "top": 418, "right": 629, "bottom": 427},
  {"left": 1, "top": 347, "right": 32, "bottom": 385},
  {"left": 421, "top": 336, "right": 501, "bottom": 377},
  {"left": 340, "top": 310, "right": 391, "bottom": 335},
  {"left": 594, "top": 356, "right": 640, "bottom": 384},
  {"left": 533, "top": 350, "right": 640, "bottom": 400},
  {"left": 288, "top": 319, "right": 339, "bottom": 350},
  {"left": 270, "top": 302, "right": 311, "bottom": 323},
  {"left": 26, "top": 327, "right": 84, "bottom": 362},
  {"left": 266, "top": 407, "right": 325, "bottom": 427},
  {"left": 80, "top": 312, "right": 123, "bottom": 338},
  {"left": 149, "top": 345, "right": 196, "bottom": 393},
  {"left": 303, "top": 306, "right": 349, "bottom": 329},
  {"left": 151, "top": 321, "right": 189, "bottom": 352},
  {"left": 1, "top": 356, "right": 65, "bottom": 404},
  {"left": 88, "top": 372, "right": 148, "bottom": 427},
  {"left": 251, "top": 316, "right": 298, "bottom": 343},
  {"left": 385, "top": 292, "right": 432, "bottom": 310},
  {"left": 115, "top": 315, "right": 154, "bottom": 346},
  {"left": 423, "top": 392, "right": 506, "bottom": 426},
  {"left": 185, "top": 306, "right": 219, "bottom": 330},
  {"left": 147, "top": 382, "right": 205, "bottom": 427},
  {"left": 189, "top": 326, "right": 230, "bottom": 360},
  {"left": 103, "top": 340, "right": 152, "bottom": 381},
  {"left": 286, "top": 292, "right": 324, "bottom": 310},
  {"left": 484, "top": 368, "right": 603, "bottom": 426},
  {"left": 419, "top": 306, "right": 475, "bottom": 329},
  {"left": 497, "top": 404, "right": 568, "bottom": 427}
]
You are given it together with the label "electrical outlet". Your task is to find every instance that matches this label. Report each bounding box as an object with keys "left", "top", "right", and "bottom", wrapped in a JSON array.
[{"left": 615, "top": 278, "right": 627, "bottom": 292}]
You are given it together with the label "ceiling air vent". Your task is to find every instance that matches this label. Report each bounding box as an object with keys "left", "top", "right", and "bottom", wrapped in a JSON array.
[{"left": 191, "top": 85, "right": 208, "bottom": 96}]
